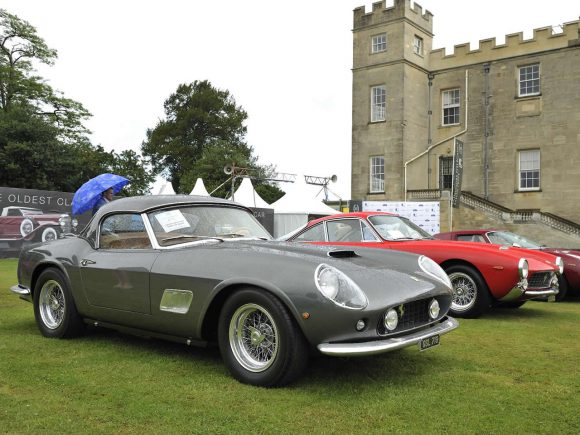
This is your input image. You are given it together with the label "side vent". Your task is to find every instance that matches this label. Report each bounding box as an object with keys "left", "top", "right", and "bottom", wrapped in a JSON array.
[{"left": 328, "top": 250, "right": 358, "bottom": 258}]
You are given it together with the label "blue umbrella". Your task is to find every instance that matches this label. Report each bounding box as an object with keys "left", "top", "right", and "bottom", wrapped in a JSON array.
[{"left": 72, "top": 173, "right": 130, "bottom": 215}]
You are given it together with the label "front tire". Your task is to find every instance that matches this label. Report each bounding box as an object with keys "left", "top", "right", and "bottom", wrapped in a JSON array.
[
  {"left": 41, "top": 226, "right": 58, "bottom": 242},
  {"left": 555, "top": 275, "right": 568, "bottom": 302},
  {"left": 218, "top": 288, "right": 308, "bottom": 387},
  {"left": 33, "top": 268, "right": 84, "bottom": 338},
  {"left": 446, "top": 265, "right": 491, "bottom": 318}
]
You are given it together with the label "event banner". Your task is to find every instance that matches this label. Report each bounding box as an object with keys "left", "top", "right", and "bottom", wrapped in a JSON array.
[{"left": 362, "top": 201, "right": 440, "bottom": 235}]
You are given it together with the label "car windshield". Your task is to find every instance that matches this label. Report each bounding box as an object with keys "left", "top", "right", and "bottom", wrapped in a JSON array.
[
  {"left": 148, "top": 206, "right": 272, "bottom": 247},
  {"left": 367, "top": 215, "right": 433, "bottom": 241},
  {"left": 486, "top": 231, "right": 541, "bottom": 249}
]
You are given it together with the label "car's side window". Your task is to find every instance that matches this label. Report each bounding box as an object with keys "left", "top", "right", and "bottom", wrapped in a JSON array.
[
  {"left": 327, "top": 219, "right": 364, "bottom": 242},
  {"left": 295, "top": 224, "right": 326, "bottom": 242},
  {"left": 99, "top": 213, "right": 152, "bottom": 250},
  {"left": 7, "top": 209, "right": 22, "bottom": 216},
  {"left": 457, "top": 234, "right": 485, "bottom": 243},
  {"left": 361, "top": 221, "right": 379, "bottom": 241}
]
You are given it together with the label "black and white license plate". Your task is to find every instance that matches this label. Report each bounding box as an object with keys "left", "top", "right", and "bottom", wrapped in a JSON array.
[{"left": 419, "top": 334, "right": 440, "bottom": 351}]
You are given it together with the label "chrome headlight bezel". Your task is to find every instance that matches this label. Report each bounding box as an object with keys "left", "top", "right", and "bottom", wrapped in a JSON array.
[
  {"left": 555, "top": 256, "right": 564, "bottom": 275},
  {"left": 314, "top": 264, "right": 368, "bottom": 310},
  {"left": 428, "top": 299, "right": 440, "bottom": 320},
  {"left": 518, "top": 258, "right": 529, "bottom": 279},
  {"left": 418, "top": 255, "right": 452, "bottom": 289}
]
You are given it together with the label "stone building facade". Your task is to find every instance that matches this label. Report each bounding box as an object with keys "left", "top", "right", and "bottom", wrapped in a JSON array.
[{"left": 351, "top": 0, "right": 580, "bottom": 224}]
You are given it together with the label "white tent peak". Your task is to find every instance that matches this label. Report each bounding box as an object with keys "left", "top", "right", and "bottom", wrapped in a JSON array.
[
  {"left": 272, "top": 174, "right": 339, "bottom": 215},
  {"left": 151, "top": 175, "right": 176, "bottom": 195},
  {"left": 229, "top": 177, "right": 270, "bottom": 208},
  {"left": 190, "top": 178, "right": 210, "bottom": 196}
]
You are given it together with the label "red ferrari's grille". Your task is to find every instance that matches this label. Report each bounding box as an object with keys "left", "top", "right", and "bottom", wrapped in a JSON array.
[{"left": 528, "top": 271, "right": 554, "bottom": 289}]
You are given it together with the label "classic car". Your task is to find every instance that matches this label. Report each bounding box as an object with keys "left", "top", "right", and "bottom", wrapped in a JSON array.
[
  {"left": 11, "top": 196, "right": 458, "bottom": 387},
  {"left": 280, "top": 212, "right": 563, "bottom": 318},
  {"left": 0, "top": 206, "right": 77, "bottom": 248},
  {"left": 435, "top": 229, "right": 579, "bottom": 300}
]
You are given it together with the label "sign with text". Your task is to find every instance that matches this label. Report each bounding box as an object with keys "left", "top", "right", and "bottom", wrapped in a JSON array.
[
  {"left": 451, "top": 138, "right": 464, "bottom": 208},
  {"left": 362, "top": 201, "right": 440, "bottom": 235}
]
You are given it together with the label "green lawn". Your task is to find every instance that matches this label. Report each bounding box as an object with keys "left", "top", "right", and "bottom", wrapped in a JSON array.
[{"left": 1, "top": 258, "right": 579, "bottom": 434}]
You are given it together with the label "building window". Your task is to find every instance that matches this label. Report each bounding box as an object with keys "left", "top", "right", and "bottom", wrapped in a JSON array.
[
  {"left": 519, "top": 149, "right": 540, "bottom": 190},
  {"left": 372, "top": 34, "right": 387, "bottom": 53},
  {"left": 442, "top": 89, "right": 460, "bottom": 126},
  {"left": 439, "top": 156, "right": 453, "bottom": 189},
  {"left": 370, "top": 156, "right": 385, "bottom": 193},
  {"left": 371, "top": 86, "right": 386, "bottom": 122},
  {"left": 518, "top": 64, "right": 540, "bottom": 97},
  {"left": 413, "top": 35, "right": 423, "bottom": 55}
]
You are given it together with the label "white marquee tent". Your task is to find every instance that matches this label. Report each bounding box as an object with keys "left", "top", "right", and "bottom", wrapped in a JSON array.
[
  {"left": 228, "top": 177, "right": 270, "bottom": 208},
  {"left": 151, "top": 175, "right": 176, "bottom": 195},
  {"left": 190, "top": 178, "right": 210, "bottom": 196},
  {"left": 271, "top": 175, "right": 339, "bottom": 237}
]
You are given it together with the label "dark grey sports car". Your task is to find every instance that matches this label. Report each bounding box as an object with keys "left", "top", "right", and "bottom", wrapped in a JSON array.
[{"left": 11, "top": 195, "right": 458, "bottom": 386}]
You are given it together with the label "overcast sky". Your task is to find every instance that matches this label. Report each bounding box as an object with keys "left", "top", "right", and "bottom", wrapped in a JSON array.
[{"left": 2, "top": 0, "right": 578, "bottom": 199}]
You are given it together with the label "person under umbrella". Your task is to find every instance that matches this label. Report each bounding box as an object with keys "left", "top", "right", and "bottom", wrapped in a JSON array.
[
  {"left": 72, "top": 173, "right": 130, "bottom": 216},
  {"left": 92, "top": 187, "right": 114, "bottom": 215}
]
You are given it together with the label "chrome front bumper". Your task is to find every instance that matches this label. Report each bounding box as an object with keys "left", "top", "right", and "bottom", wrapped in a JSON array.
[
  {"left": 499, "top": 282, "right": 559, "bottom": 302},
  {"left": 10, "top": 284, "right": 32, "bottom": 302},
  {"left": 317, "top": 317, "right": 459, "bottom": 357}
]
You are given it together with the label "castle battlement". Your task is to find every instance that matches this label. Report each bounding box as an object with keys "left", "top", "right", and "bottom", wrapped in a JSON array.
[
  {"left": 354, "top": 0, "right": 433, "bottom": 33},
  {"left": 430, "top": 20, "right": 580, "bottom": 69}
]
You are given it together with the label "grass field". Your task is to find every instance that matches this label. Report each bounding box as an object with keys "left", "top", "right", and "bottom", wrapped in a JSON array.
[{"left": 0, "top": 257, "right": 579, "bottom": 434}]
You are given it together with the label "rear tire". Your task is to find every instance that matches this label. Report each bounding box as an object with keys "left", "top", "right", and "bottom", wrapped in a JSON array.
[
  {"left": 33, "top": 268, "right": 84, "bottom": 338},
  {"left": 446, "top": 265, "right": 491, "bottom": 318},
  {"left": 218, "top": 288, "right": 309, "bottom": 387}
]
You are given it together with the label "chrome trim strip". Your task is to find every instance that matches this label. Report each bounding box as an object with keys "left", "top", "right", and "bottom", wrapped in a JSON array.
[
  {"left": 525, "top": 289, "right": 559, "bottom": 297},
  {"left": 317, "top": 317, "right": 459, "bottom": 356}
]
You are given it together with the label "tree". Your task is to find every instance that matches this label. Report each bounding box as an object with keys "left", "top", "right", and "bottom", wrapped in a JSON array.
[
  {"left": 141, "top": 80, "right": 249, "bottom": 192},
  {"left": 0, "top": 9, "right": 154, "bottom": 194},
  {"left": 0, "top": 9, "right": 90, "bottom": 141},
  {"left": 110, "top": 149, "right": 155, "bottom": 196}
]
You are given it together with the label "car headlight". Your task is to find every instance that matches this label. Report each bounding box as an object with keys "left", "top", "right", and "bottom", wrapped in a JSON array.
[
  {"left": 555, "top": 256, "right": 564, "bottom": 275},
  {"left": 314, "top": 264, "right": 368, "bottom": 310},
  {"left": 72, "top": 218, "right": 78, "bottom": 228},
  {"left": 518, "top": 258, "right": 529, "bottom": 279},
  {"left": 418, "top": 255, "right": 452, "bottom": 289}
]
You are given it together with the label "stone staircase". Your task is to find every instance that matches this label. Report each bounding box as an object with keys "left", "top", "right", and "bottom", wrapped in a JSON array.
[{"left": 407, "top": 190, "right": 580, "bottom": 248}]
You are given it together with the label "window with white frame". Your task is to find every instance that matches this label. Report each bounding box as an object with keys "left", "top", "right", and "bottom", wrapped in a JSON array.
[
  {"left": 519, "top": 149, "right": 540, "bottom": 190},
  {"left": 371, "top": 86, "right": 386, "bottom": 122},
  {"left": 518, "top": 64, "right": 540, "bottom": 97},
  {"left": 413, "top": 35, "right": 423, "bottom": 55},
  {"left": 370, "top": 156, "right": 385, "bottom": 193},
  {"left": 442, "top": 89, "right": 460, "bottom": 126},
  {"left": 372, "top": 34, "right": 387, "bottom": 53}
]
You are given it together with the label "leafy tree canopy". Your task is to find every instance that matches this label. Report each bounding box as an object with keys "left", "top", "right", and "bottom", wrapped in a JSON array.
[
  {"left": 142, "top": 80, "right": 283, "bottom": 201},
  {"left": 0, "top": 9, "right": 90, "bottom": 141},
  {"left": 0, "top": 9, "right": 153, "bottom": 195}
]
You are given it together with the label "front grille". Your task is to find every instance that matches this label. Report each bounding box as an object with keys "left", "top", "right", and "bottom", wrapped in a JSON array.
[
  {"left": 377, "top": 298, "right": 437, "bottom": 336},
  {"left": 528, "top": 271, "right": 554, "bottom": 288}
]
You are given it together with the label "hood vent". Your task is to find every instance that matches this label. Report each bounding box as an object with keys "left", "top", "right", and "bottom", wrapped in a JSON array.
[{"left": 328, "top": 250, "right": 358, "bottom": 258}]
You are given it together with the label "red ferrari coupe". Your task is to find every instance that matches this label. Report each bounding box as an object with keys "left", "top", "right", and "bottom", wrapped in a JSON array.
[
  {"left": 281, "top": 212, "right": 563, "bottom": 318},
  {"left": 435, "top": 229, "right": 579, "bottom": 301}
]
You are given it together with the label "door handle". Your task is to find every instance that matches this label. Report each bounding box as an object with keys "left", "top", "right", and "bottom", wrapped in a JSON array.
[{"left": 80, "top": 259, "right": 96, "bottom": 266}]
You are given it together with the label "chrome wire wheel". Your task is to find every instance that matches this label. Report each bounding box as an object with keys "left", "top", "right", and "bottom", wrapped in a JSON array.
[
  {"left": 229, "top": 303, "right": 279, "bottom": 373},
  {"left": 38, "top": 279, "right": 66, "bottom": 329},
  {"left": 449, "top": 272, "right": 477, "bottom": 312}
]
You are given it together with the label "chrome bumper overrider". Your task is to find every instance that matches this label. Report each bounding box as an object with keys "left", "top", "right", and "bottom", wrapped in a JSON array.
[
  {"left": 317, "top": 317, "right": 459, "bottom": 357},
  {"left": 10, "top": 284, "right": 32, "bottom": 302}
]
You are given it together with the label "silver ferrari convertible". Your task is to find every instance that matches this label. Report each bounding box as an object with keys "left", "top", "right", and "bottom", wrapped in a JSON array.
[{"left": 11, "top": 195, "right": 458, "bottom": 386}]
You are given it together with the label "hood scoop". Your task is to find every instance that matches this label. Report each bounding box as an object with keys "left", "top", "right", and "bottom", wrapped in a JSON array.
[{"left": 328, "top": 249, "right": 358, "bottom": 258}]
